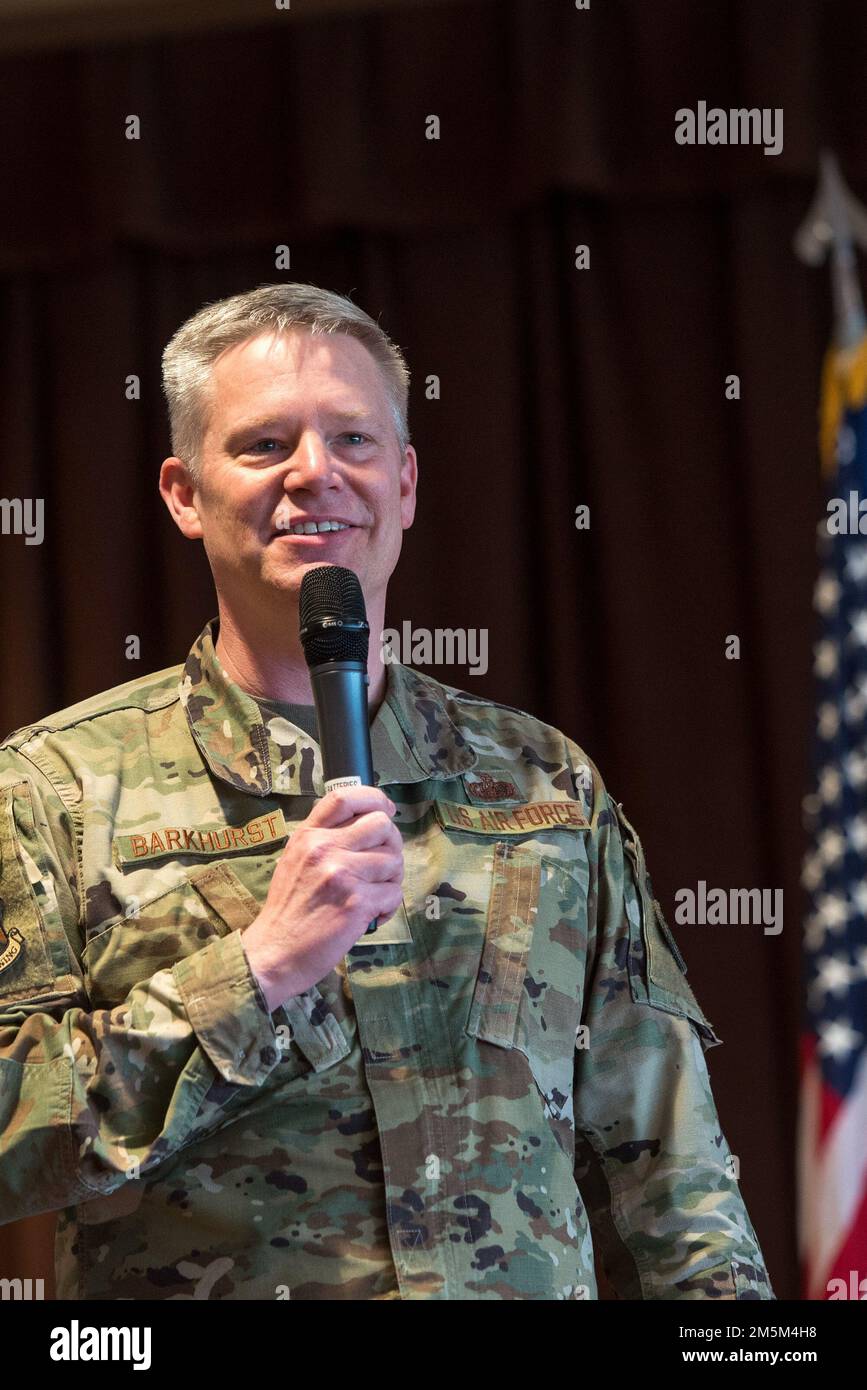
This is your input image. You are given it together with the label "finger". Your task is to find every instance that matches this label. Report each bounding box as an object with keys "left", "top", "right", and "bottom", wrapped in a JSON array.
[
  {"left": 344, "top": 849, "right": 405, "bottom": 885},
  {"left": 370, "top": 883, "right": 406, "bottom": 925},
  {"left": 334, "top": 811, "right": 403, "bottom": 854},
  {"left": 307, "top": 787, "right": 396, "bottom": 829}
]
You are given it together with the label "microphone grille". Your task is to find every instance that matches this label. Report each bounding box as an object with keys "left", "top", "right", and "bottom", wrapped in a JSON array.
[{"left": 299, "top": 565, "right": 370, "bottom": 665}]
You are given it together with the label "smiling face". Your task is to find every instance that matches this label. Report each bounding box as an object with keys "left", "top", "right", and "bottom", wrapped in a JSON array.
[{"left": 160, "top": 328, "right": 417, "bottom": 629}]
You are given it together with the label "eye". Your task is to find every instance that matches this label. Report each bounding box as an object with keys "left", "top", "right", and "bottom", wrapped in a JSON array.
[
  {"left": 249, "top": 439, "right": 282, "bottom": 453},
  {"left": 340, "top": 432, "right": 369, "bottom": 446}
]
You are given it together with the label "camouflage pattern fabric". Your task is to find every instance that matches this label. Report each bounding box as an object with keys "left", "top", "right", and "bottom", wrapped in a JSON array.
[{"left": 0, "top": 617, "right": 774, "bottom": 1299}]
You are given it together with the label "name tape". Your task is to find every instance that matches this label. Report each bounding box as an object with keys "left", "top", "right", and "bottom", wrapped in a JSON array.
[{"left": 114, "top": 810, "right": 289, "bottom": 865}]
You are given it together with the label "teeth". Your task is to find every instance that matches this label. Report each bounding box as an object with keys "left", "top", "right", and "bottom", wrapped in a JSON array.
[{"left": 283, "top": 520, "right": 351, "bottom": 535}]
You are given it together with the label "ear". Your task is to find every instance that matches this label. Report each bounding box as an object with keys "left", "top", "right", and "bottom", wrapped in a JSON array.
[
  {"left": 159, "top": 457, "right": 204, "bottom": 540},
  {"left": 399, "top": 444, "right": 418, "bottom": 530}
]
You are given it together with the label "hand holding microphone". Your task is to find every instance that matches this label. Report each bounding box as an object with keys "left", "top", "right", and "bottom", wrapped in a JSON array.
[{"left": 240, "top": 568, "right": 404, "bottom": 1012}]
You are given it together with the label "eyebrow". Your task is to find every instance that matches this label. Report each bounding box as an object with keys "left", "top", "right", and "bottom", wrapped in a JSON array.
[{"left": 226, "top": 407, "right": 379, "bottom": 448}]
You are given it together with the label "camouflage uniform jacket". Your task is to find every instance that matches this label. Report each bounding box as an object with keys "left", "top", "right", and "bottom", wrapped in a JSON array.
[{"left": 0, "top": 617, "right": 774, "bottom": 1299}]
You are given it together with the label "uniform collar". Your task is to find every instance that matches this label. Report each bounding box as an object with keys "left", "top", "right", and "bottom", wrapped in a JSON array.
[{"left": 179, "top": 616, "right": 477, "bottom": 797}]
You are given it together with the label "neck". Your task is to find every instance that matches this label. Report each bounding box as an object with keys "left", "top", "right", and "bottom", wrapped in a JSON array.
[{"left": 213, "top": 590, "right": 389, "bottom": 712}]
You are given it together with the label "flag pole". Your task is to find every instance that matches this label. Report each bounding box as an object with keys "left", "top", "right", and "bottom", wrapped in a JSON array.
[
  {"left": 794, "top": 149, "right": 867, "bottom": 349},
  {"left": 795, "top": 151, "right": 867, "bottom": 473}
]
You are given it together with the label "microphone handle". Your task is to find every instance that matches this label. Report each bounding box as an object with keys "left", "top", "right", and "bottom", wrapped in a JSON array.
[{"left": 309, "top": 659, "right": 378, "bottom": 934}]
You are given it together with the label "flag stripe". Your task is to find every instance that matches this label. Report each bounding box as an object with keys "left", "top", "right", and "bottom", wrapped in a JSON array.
[{"left": 799, "top": 335, "right": 867, "bottom": 1300}]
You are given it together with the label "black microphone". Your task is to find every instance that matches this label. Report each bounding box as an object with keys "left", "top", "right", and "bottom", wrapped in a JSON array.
[{"left": 299, "top": 565, "right": 378, "bottom": 935}]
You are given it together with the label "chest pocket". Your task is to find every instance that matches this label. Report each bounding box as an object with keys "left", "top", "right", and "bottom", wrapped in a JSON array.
[
  {"left": 81, "top": 861, "right": 350, "bottom": 1076},
  {"left": 464, "top": 840, "right": 588, "bottom": 1117}
]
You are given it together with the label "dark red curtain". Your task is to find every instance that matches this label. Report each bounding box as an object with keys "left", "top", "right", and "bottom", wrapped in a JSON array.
[{"left": 3, "top": 0, "right": 864, "bottom": 1298}]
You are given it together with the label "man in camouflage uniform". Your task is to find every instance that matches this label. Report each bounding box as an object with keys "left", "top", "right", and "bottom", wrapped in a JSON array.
[{"left": 0, "top": 284, "right": 774, "bottom": 1300}]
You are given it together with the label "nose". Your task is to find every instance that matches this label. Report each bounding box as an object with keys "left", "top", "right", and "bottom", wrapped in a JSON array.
[{"left": 283, "top": 429, "right": 342, "bottom": 492}]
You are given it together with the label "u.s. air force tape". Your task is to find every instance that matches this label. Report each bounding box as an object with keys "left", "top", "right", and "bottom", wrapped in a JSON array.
[{"left": 435, "top": 800, "right": 590, "bottom": 835}]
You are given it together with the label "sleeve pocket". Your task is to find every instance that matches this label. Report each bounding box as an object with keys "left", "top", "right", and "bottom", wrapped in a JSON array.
[
  {"left": 615, "top": 802, "right": 722, "bottom": 1051},
  {"left": 0, "top": 781, "right": 79, "bottom": 1007}
]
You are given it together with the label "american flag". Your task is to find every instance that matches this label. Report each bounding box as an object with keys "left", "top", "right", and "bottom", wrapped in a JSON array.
[{"left": 799, "top": 344, "right": 867, "bottom": 1301}]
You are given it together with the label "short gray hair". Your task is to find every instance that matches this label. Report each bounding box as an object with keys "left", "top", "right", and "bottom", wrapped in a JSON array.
[{"left": 161, "top": 282, "right": 411, "bottom": 479}]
